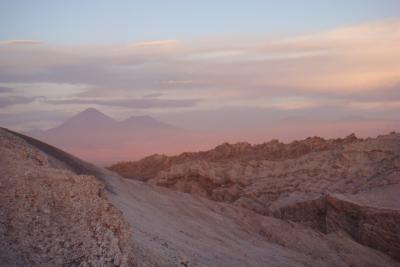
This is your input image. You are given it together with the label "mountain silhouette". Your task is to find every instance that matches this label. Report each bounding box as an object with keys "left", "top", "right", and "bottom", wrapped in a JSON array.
[{"left": 28, "top": 108, "right": 201, "bottom": 164}]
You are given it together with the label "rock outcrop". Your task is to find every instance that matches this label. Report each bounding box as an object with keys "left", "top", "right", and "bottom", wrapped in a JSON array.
[
  {"left": 110, "top": 133, "right": 400, "bottom": 213},
  {"left": 0, "top": 128, "right": 134, "bottom": 266},
  {"left": 272, "top": 193, "right": 400, "bottom": 261},
  {"left": 110, "top": 134, "right": 359, "bottom": 181},
  {"left": 326, "top": 193, "right": 400, "bottom": 261},
  {"left": 110, "top": 132, "right": 400, "bottom": 261}
]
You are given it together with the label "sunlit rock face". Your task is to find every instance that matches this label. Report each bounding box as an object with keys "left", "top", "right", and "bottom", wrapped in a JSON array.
[{"left": 110, "top": 132, "right": 400, "bottom": 261}]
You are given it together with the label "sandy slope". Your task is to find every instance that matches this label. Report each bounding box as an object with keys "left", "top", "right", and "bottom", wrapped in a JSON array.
[{"left": 104, "top": 174, "right": 399, "bottom": 266}]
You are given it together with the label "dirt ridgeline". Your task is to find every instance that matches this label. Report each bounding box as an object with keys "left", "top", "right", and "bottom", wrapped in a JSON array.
[
  {"left": 1, "top": 127, "right": 399, "bottom": 266},
  {"left": 110, "top": 132, "right": 400, "bottom": 262},
  {"left": 109, "top": 134, "right": 359, "bottom": 181},
  {"left": 109, "top": 133, "right": 400, "bottom": 216}
]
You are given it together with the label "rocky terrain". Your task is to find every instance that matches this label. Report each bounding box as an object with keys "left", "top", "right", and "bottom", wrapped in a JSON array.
[
  {"left": 0, "top": 128, "right": 135, "bottom": 266},
  {"left": 1, "top": 127, "right": 399, "bottom": 266},
  {"left": 110, "top": 134, "right": 359, "bottom": 181},
  {"left": 110, "top": 132, "right": 400, "bottom": 262}
]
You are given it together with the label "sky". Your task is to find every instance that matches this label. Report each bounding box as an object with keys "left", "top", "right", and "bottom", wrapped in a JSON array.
[{"left": 0, "top": 0, "right": 400, "bottom": 139}]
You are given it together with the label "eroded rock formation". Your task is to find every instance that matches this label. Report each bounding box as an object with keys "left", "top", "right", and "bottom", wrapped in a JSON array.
[
  {"left": 110, "top": 132, "right": 400, "bottom": 261},
  {"left": 0, "top": 129, "right": 134, "bottom": 266}
]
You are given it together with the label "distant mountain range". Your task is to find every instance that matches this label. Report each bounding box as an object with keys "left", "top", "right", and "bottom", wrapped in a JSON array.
[
  {"left": 27, "top": 108, "right": 207, "bottom": 164},
  {"left": 27, "top": 108, "right": 400, "bottom": 165}
]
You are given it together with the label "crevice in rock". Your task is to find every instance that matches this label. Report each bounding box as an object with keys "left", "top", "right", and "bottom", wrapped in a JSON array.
[{"left": 273, "top": 195, "right": 400, "bottom": 261}]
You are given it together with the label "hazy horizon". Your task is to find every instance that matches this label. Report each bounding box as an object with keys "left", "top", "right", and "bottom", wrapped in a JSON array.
[{"left": 23, "top": 107, "right": 399, "bottom": 165}]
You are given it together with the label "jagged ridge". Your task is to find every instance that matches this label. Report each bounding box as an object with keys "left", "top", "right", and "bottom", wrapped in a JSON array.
[
  {"left": 110, "top": 133, "right": 359, "bottom": 181},
  {"left": 109, "top": 132, "right": 400, "bottom": 261}
]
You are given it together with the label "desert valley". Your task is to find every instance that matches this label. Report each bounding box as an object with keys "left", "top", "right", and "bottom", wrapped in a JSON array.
[
  {"left": 1, "top": 126, "right": 400, "bottom": 266},
  {"left": 1, "top": 1, "right": 400, "bottom": 266}
]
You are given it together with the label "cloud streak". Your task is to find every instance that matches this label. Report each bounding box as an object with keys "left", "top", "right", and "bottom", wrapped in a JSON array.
[
  {"left": 0, "top": 40, "right": 44, "bottom": 46},
  {"left": 0, "top": 87, "right": 13, "bottom": 93},
  {"left": 45, "top": 97, "right": 199, "bottom": 109},
  {"left": 0, "top": 20, "right": 399, "bottom": 131},
  {"left": 0, "top": 96, "right": 36, "bottom": 108}
]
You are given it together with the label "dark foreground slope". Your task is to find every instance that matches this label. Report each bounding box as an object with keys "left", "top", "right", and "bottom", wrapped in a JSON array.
[
  {"left": 0, "top": 128, "right": 134, "bottom": 266},
  {"left": 1, "top": 128, "right": 399, "bottom": 266}
]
